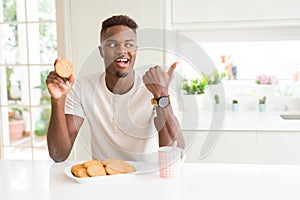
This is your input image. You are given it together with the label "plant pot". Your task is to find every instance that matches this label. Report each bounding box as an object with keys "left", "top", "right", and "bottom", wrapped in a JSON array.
[
  {"left": 9, "top": 119, "right": 25, "bottom": 140},
  {"left": 256, "top": 84, "right": 275, "bottom": 96},
  {"left": 182, "top": 94, "right": 206, "bottom": 112},
  {"left": 214, "top": 103, "right": 221, "bottom": 112},
  {"left": 259, "top": 104, "right": 267, "bottom": 112},
  {"left": 231, "top": 103, "right": 239, "bottom": 112}
]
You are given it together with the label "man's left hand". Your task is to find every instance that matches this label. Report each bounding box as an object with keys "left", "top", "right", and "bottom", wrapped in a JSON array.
[{"left": 143, "top": 62, "right": 178, "bottom": 98}]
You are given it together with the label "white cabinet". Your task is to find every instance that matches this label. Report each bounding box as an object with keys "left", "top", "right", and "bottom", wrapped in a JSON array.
[
  {"left": 172, "top": 0, "right": 300, "bottom": 29},
  {"left": 184, "top": 130, "right": 300, "bottom": 165},
  {"left": 183, "top": 130, "right": 206, "bottom": 162},
  {"left": 184, "top": 130, "right": 257, "bottom": 163},
  {"left": 257, "top": 131, "right": 300, "bottom": 165}
]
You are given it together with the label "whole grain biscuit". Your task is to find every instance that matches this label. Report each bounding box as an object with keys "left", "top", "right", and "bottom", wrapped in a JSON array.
[
  {"left": 102, "top": 158, "right": 117, "bottom": 166},
  {"left": 54, "top": 58, "right": 73, "bottom": 78},
  {"left": 105, "top": 166, "right": 123, "bottom": 175},
  {"left": 104, "top": 159, "right": 136, "bottom": 175},
  {"left": 83, "top": 160, "right": 103, "bottom": 168},
  {"left": 87, "top": 164, "right": 106, "bottom": 177},
  {"left": 71, "top": 164, "right": 84, "bottom": 175},
  {"left": 74, "top": 167, "right": 89, "bottom": 178},
  {"left": 71, "top": 159, "right": 135, "bottom": 178}
]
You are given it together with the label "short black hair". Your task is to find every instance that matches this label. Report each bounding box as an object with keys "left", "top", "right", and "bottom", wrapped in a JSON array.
[{"left": 100, "top": 15, "right": 138, "bottom": 42}]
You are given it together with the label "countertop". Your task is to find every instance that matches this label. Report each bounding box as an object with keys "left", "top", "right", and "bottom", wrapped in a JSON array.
[
  {"left": 1, "top": 160, "right": 300, "bottom": 200},
  {"left": 181, "top": 111, "right": 300, "bottom": 131}
]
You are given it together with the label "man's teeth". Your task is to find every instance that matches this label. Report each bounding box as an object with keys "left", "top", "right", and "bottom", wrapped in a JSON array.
[{"left": 116, "top": 58, "right": 129, "bottom": 62}]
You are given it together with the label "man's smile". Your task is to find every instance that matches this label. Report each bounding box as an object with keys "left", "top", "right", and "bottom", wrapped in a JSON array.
[{"left": 114, "top": 57, "right": 130, "bottom": 68}]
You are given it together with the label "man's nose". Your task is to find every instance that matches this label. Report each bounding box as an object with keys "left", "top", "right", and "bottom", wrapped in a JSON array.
[{"left": 116, "top": 45, "right": 127, "bottom": 55}]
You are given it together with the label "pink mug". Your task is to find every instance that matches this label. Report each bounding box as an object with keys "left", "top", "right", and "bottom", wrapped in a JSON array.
[{"left": 158, "top": 146, "right": 185, "bottom": 178}]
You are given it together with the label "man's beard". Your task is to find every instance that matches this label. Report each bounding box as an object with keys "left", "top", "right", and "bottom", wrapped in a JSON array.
[{"left": 116, "top": 71, "right": 129, "bottom": 78}]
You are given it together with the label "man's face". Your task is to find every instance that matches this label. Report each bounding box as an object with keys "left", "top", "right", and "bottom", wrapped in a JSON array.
[{"left": 100, "top": 25, "right": 137, "bottom": 78}]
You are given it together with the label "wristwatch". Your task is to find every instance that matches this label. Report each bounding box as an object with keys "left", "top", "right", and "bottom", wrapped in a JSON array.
[{"left": 151, "top": 95, "right": 170, "bottom": 108}]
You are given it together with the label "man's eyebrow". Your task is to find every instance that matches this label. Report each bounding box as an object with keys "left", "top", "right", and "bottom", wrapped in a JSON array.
[
  {"left": 103, "top": 39, "right": 117, "bottom": 43},
  {"left": 125, "top": 39, "right": 136, "bottom": 42},
  {"left": 103, "top": 39, "right": 136, "bottom": 43}
]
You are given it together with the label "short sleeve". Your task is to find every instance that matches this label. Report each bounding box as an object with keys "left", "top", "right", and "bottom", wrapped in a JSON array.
[{"left": 65, "top": 80, "right": 86, "bottom": 118}]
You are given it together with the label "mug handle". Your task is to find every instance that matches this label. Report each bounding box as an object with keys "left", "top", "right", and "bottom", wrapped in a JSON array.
[{"left": 173, "top": 140, "right": 186, "bottom": 164}]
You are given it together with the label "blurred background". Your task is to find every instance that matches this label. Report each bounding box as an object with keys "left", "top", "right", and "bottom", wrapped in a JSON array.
[{"left": 1, "top": 0, "right": 300, "bottom": 162}]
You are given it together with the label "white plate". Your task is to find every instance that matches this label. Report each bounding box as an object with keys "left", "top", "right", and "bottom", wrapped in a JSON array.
[{"left": 64, "top": 161, "right": 157, "bottom": 183}]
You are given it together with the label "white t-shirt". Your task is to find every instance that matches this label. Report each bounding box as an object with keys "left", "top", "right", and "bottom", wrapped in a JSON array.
[{"left": 65, "top": 70, "right": 177, "bottom": 162}]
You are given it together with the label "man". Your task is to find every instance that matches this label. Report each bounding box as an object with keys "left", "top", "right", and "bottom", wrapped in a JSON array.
[{"left": 46, "top": 15, "right": 184, "bottom": 162}]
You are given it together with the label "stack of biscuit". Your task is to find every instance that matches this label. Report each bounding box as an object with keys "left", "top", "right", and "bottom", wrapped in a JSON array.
[{"left": 71, "top": 158, "right": 136, "bottom": 178}]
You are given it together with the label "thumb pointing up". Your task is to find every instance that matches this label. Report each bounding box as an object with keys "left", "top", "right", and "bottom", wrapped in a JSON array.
[{"left": 167, "top": 62, "right": 178, "bottom": 81}]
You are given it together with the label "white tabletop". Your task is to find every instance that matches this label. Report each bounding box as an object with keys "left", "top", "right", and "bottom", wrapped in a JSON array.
[{"left": 1, "top": 160, "right": 300, "bottom": 200}]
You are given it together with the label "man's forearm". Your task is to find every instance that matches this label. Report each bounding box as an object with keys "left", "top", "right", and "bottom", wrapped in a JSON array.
[
  {"left": 47, "top": 97, "right": 73, "bottom": 162},
  {"left": 154, "top": 106, "right": 185, "bottom": 149}
]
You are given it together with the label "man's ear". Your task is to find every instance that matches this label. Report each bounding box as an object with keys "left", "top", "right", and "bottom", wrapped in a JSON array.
[{"left": 98, "top": 45, "right": 104, "bottom": 58}]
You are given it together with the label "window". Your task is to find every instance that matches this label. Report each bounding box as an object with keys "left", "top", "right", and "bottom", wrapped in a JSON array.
[
  {"left": 171, "top": 40, "right": 300, "bottom": 81},
  {"left": 167, "top": 39, "right": 300, "bottom": 104},
  {"left": 199, "top": 40, "right": 300, "bottom": 80},
  {"left": 0, "top": 0, "right": 57, "bottom": 159}
]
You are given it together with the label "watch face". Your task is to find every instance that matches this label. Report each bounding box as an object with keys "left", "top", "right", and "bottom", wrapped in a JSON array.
[{"left": 158, "top": 96, "right": 169, "bottom": 108}]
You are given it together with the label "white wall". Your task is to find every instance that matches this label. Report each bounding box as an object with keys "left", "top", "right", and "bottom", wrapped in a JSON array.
[
  {"left": 171, "top": 0, "right": 300, "bottom": 41},
  {"left": 172, "top": 0, "right": 300, "bottom": 24}
]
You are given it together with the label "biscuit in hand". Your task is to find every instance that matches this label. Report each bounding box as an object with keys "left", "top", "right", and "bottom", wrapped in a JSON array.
[{"left": 54, "top": 58, "right": 73, "bottom": 78}]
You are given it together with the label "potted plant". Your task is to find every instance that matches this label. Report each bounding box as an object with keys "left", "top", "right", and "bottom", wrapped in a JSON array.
[
  {"left": 231, "top": 99, "right": 239, "bottom": 112},
  {"left": 258, "top": 96, "right": 267, "bottom": 112},
  {"left": 203, "top": 69, "right": 227, "bottom": 85},
  {"left": 214, "top": 94, "right": 221, "bottom": 111},
  {"left": 255, "top": 74, "right": 278, "bottom": 96},
  {"left": 8, "top": 108, "right": 25, "bottom": 140},
  {"left": 203, "top": 70, "right": 226, "bottom": 108},
  {"left": 255, "top": 74, "right": 278, "bottom": 85},
  {"left": 181, "top": 77, "right": 207, "bottom": 95},
  {"left": 181, "top": 77, "right": 207, "bottom": 111}
]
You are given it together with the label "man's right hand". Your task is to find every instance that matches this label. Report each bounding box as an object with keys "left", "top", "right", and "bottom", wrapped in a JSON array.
[{"left": 46, "top": 59, "right": 74, "bottom": 99}]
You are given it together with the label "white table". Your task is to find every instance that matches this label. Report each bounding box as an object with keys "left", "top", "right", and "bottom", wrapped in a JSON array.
[{"left": 1, "top": 160, "right": 300, "bottom": 200}]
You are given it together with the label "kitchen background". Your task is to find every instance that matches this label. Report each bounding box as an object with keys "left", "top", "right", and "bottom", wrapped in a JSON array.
[{"left": 0, "top": 0, "right": 300, "bottom": 163}]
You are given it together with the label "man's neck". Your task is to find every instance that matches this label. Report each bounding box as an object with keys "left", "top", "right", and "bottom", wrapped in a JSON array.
[{"left": 105, "top": 70, "right": 134, "bottom": 94}]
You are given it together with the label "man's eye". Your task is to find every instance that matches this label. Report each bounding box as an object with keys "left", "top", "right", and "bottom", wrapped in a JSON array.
[
  {"left": 125, "top": 43, "right": 136, "bottom": 48},
  {"left": 108, "top": 43, "right": 116, "bottom": 47},
  {"left": 105, "top": 42, "right": 117, "bottom": 48}
]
